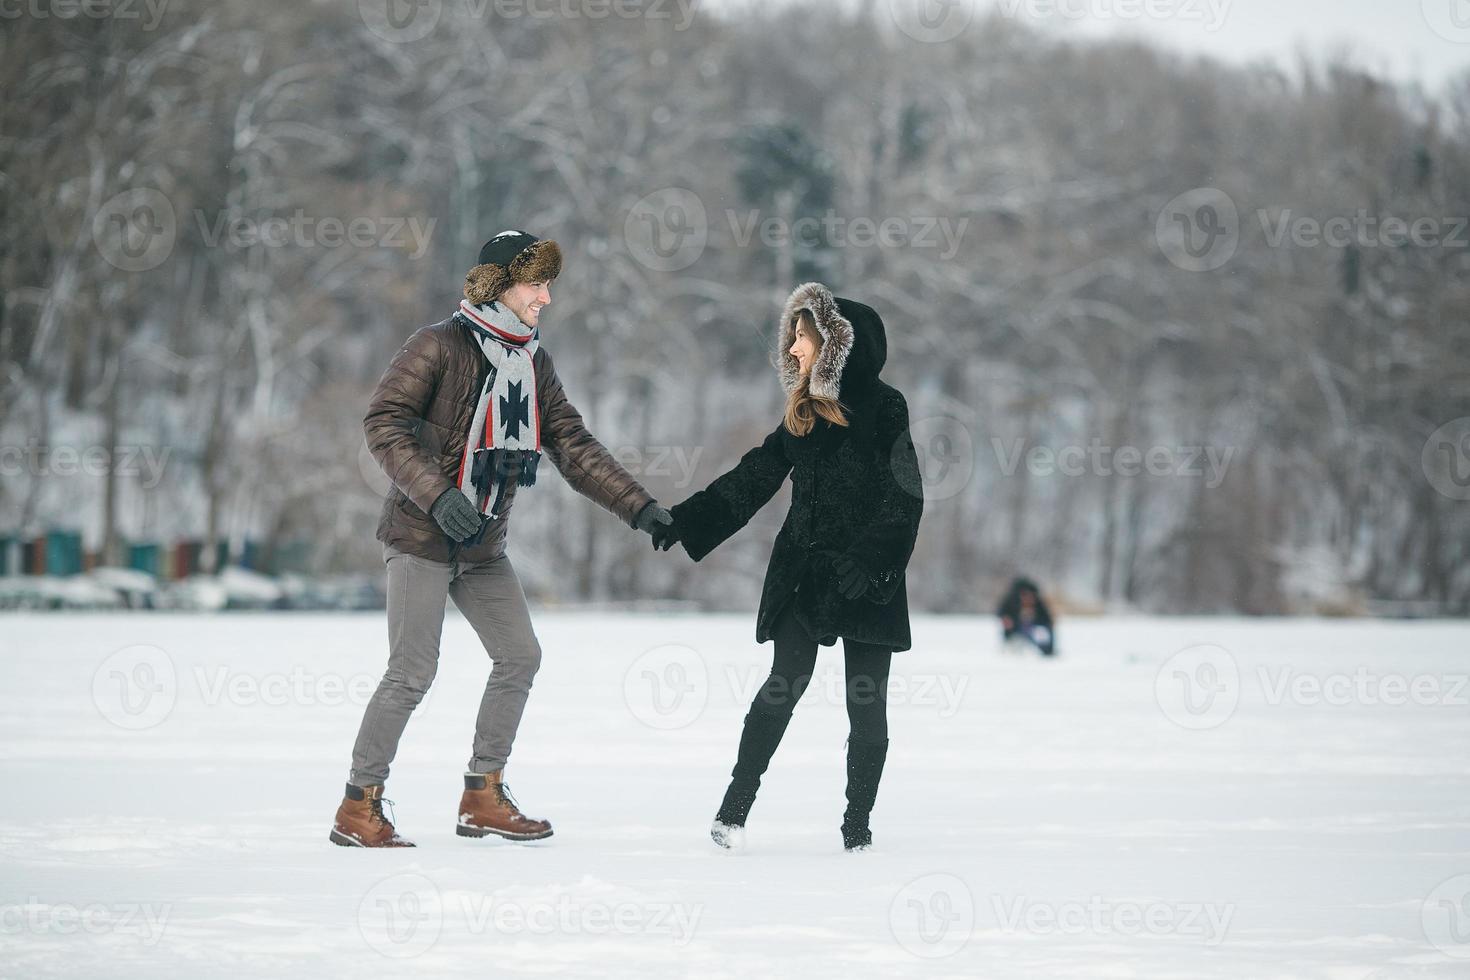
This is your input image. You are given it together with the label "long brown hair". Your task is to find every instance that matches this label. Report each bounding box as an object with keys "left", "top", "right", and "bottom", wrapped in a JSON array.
[{"left": 783, "top": 309, "right": 849, "bottom": 436}]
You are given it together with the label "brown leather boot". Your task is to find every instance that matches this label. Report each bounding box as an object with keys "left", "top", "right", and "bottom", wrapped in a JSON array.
[
  {"left": 457, "top": 771, "right": 553, "bottom": 841},
  {"left": 330, "top": 782, "right": 415, "bottom": 847}
]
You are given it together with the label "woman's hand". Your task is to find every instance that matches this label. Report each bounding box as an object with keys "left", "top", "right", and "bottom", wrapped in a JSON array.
[
  {"left": 823, "top": 550, "right": 871, "bottom": 600},
  {"left": 651, "top": 521, "right": 680, "bottom": 551}
]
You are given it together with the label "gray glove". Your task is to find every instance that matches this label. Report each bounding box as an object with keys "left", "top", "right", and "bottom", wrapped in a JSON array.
[{"left": 430, "top": 488, "right": 484, "bottom": 543}]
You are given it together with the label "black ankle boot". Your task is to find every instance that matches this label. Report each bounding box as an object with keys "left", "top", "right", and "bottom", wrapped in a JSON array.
[
  {"left": 714, "top": 709, "right": 792, "bottom": 827},
  {"left": 841, "top": 738, "right": 889, "bottom": 851}
]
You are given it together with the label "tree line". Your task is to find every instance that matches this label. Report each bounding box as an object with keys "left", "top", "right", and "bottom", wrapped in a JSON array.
[{"left": 2, "top": 0, "right": 1467, "bottom": 613}]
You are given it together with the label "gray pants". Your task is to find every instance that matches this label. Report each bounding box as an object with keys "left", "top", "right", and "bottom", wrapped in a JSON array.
[{"left": 349, "top": 542, "right": 542, "bottom": 787}]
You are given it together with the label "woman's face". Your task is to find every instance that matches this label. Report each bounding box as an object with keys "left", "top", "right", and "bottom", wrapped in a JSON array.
[{"left": 789, "top": 317, "right": 819, "bottom": 377}]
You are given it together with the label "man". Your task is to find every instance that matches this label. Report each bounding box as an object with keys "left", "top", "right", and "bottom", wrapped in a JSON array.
[{"left": 330, "top": 230, "right": 673, "bottom": 847}]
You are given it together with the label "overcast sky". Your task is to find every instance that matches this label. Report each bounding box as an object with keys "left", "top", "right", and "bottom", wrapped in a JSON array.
[
  {"left": 716, "top": 0, "right": 1469, "bottom": 92},
  {"left": 991, "top": 0, "right": 1468, "bottom": 92}
]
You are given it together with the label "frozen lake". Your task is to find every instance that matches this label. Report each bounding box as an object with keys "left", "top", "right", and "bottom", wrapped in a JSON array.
[{"left": 2, "top": 611, "right": 1468, "bottom": 978}]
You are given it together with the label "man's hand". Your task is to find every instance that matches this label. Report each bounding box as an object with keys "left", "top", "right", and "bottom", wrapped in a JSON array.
[
  {"left": 430, "top": 488, "right": 484, "bottom": 543},
  {"left": 636, "top": 502, "right": 679, "bottom": 551},
  {"left": 823, "top": 550, "right": 871, "bottom": 600}
]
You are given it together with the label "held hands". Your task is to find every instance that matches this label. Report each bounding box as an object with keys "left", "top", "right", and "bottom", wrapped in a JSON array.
[
  {"left": 650, "top": 520, "right": 680, "bottom": 551},
  {"left": 636, "top": 501, "right": 680, "bottom": 551}
]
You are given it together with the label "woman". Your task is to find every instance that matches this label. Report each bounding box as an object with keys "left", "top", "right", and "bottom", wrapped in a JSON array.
[{"left": 652, "top": 282, "right": 923, "bottom": 851}]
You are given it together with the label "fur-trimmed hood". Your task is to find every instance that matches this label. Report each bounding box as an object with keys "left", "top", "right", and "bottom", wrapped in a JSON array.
[{"left": 777, "top": 282, "right": 888, "bottom": 403}]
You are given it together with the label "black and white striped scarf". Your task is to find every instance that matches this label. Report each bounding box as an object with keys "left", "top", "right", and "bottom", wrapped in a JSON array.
[{"left": 453, "top": 299, "right": 541, "bottom": 522}]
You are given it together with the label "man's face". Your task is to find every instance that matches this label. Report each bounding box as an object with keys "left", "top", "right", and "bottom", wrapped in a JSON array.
[{"left": 500, "top": 280, "right": 552, "bottom": 327}]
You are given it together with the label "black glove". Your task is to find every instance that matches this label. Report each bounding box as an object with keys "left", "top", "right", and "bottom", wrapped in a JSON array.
[
  {"left": 651, "top": 522, "right": 680, "bottom": 552},
  {"left": 430, "top": 487, "right": 484, "bottom": 543},
  {"left": 825, "top": 551, "right": 870, "bottom": 601}
]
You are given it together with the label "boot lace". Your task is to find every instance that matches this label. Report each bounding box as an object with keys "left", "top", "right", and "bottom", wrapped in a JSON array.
[
  {"left": 370, "top": 794, "right": 397, "bottom": 829},
  {"left": 495, "top": 782, "right": 522, "bottom": 813}
]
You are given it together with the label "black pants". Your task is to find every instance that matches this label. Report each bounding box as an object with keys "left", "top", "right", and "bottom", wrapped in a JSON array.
[{"left": 752, "top": 598, "right": 892, "bottom": 743}]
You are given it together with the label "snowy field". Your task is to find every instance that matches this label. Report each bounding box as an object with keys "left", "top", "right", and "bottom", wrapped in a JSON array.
[{"left": 2, "top": 610, "right": 1468, "bottom": 979}]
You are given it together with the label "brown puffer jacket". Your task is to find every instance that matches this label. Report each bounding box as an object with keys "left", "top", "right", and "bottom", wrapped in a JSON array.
[{"left": 365, "top": 315, "right": 655, "bottom": 563}]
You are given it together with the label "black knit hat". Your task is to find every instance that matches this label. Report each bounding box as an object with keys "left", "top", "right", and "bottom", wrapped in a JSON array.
[
  {"left": 464, "top": 229, "right": 563, "bottom": 306},
  {"left": 478, "top": 230, "right": 537, "bottom": 267}
]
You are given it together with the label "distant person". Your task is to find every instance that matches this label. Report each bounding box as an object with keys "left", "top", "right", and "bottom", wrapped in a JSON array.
[{"left": 998, "top": 577, "right": 1055, "bottom": 656}]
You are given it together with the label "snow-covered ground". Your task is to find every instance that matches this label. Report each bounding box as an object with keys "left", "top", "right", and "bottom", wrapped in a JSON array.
[{"left": 2, "top": 611, "right": 1468, "bottom": 978}]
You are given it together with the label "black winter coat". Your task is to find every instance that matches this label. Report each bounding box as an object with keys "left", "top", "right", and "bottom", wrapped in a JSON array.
[{"left": 671, "top": 283, "right": 923, "bottom": 651}]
